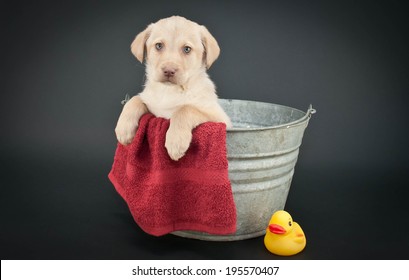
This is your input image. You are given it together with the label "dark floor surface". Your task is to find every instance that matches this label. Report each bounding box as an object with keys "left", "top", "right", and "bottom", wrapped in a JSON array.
[{"left": 2, "top": 154, "right": 408, "bottom": 260}]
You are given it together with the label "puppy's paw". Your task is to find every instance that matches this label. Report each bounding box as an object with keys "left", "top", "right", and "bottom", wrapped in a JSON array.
[
  {"left": 115, "top": 115, "right": 139, "bottom": 145},
  {"left": 165, "top": 126, "right": 192, "bottom": 161}
]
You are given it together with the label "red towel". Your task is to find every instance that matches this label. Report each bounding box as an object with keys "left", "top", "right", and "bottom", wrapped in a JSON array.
[{"left": 108, "top": 113, "right": 237, "bottom": 236}]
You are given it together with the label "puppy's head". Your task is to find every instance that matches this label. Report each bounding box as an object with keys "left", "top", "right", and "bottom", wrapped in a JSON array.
[{"left": 131, "top": 16, "right": 220, "bottom": 86}]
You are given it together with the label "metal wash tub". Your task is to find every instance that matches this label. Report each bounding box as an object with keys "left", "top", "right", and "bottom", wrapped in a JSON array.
[{"left": 173, "top": 99, "right": 316, "bottom": 241}]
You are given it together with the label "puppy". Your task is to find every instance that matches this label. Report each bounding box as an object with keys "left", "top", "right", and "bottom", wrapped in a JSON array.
[{"left": 115, "top": 16, "right": 231, "bottom": 161}]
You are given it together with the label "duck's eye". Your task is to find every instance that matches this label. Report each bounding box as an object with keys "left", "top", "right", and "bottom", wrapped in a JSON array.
[
  {"left": 183, "top": 46, "right": 192, "bottom": 54},
  {"left": 155, "top": 43, "right": 163, "bottom": 50},
  {"left": 289, "top": 221, "right": 292, "bottom": 227}
]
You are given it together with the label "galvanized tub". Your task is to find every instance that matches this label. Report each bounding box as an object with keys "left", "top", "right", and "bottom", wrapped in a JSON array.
[{"left": 173, "top": 99, "right": 315, "bottom": 241}]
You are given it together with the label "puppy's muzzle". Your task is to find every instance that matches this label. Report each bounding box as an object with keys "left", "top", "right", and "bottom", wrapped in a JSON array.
[{"left": 161, "top": 63, "right": 179, "bottom": 82}]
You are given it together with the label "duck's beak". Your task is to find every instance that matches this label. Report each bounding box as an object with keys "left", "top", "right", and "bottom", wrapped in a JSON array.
[{"left": 268, "top": 224, "right": 287, "bottom": 234}]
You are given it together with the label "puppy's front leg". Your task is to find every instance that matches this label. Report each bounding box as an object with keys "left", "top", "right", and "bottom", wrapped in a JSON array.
[
  {"left": 115, "top": 95, "right": 148, "bottom": 145},
  {"left": 165, "top": 105, "right": 211, "bottom": 161}
]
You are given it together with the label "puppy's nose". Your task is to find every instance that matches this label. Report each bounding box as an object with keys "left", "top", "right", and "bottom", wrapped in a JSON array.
[{"left": 162, "top": 66, "right": 177, "bottom": 77}]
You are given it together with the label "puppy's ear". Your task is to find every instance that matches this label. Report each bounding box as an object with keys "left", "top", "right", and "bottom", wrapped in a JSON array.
[
  {"left": 200, "top": 26, "right": 220, "bottom": 69},
  {"left": 131, "top": 24, "right": 154, "bottom": 63}
]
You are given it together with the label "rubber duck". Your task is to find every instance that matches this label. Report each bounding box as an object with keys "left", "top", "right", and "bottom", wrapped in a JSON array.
[{"left": 264, "top": 210, "right": 306, "bottom": 256}]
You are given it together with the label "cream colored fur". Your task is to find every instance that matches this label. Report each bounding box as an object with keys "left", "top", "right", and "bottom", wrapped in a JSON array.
[{"left": 115, "top": 16, "right": 231, "bottom": 161}]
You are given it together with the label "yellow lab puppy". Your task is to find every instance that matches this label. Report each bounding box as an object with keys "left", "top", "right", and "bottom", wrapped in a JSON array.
[{"left": 115, "top": 16, "right": 231, "bottom": 160}]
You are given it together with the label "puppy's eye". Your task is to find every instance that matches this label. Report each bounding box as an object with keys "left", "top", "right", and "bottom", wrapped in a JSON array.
[
  {"left": 155, "top": 43, "right": 163, "bottom": 50},
  {"left": 183, "top": 46, "right": 192, "bottom": 54}
]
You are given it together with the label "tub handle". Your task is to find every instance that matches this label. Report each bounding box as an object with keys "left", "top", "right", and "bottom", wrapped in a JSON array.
[{"left": 307, "top": 104, "right": 316, "bottom": 117}]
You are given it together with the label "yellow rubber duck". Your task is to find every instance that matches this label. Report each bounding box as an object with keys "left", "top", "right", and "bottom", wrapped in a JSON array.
[{"left": 264, "top": 210, "right": 306, "bottom": 256}]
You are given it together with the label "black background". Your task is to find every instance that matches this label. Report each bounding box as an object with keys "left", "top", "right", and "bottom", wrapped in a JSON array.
[{"left": 1, "top": 0, "right": 409, "bottom": 259}]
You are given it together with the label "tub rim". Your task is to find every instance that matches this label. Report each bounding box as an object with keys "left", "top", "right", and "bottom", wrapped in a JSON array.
[{"left": 219, "top": 99, "right": 316, "bottom": 132}]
